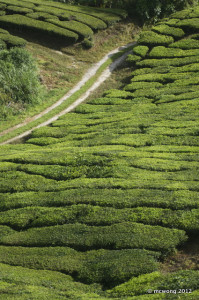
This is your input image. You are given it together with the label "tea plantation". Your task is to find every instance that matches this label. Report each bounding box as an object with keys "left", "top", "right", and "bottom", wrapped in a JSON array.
[
  {"left": 0, "top": 0, "right": 126, "bottom": 48},
  {"left": 1, "top": 3, "right": 199, "bottom": 300}
]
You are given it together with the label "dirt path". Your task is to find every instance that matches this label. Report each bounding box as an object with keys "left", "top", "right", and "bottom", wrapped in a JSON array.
[{"left": 0, "top": 42, "right": 135, "bottom": 145}]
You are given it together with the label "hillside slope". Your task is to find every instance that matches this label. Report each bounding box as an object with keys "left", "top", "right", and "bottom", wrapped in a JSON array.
[{"left": 0, "top": 4, "right": 199, "bottom": 300}]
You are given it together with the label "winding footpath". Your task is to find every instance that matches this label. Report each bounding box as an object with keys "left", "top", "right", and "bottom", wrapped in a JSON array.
[{"left": 0, "top": 42, "right": 135, "bottom": 145}]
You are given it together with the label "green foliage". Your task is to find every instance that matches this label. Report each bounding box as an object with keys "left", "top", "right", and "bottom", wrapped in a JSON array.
[
  {"left": 34, "top": 4, "right": 108, "bottom": 30},
  {"left": 0, "top": 14, "right": 79, "bottom": 44},
  {"left": 152, "top": 24, "right": 185, "bottom": 38},
  {"left": 0, "top": 205, "right": 199, "bottom": 232},
  {"left": 0, "top": 221, "right": 187, "bottom": 252},
  {"left": 0, "top": 0, "right": 35, "bottom": 9},
  {"left": 82, "top": 38, "right": 94, "bottom": 49},
  {"left": 47, "top": 18, "right": 93, "bottom": 39},
  {"left": 138, "top": 31, "right": 174, "bottom": 46},
  {"left": 0, "top": 4, "right": 6, "bottom": 10},
  {"left": 133, "top": 45, "right": 149, "bottom": 57},
  {"left": 0, "top": 48, "right": 42, "bottom": 106},
  {"left": 177, "top": 17, "right": 199, "bottom": 31},
  {"left": 133, "top": 0, "right": 196, "bottom": 23},
  {"left": 1, "top": 188, "right": 199, "bottom": 211},
  {"left": 169, "top": 38, "right": 199, "bottom": 49},
  {"left": 26, "top": 12, "right": 59, "bottom": 21},
  {"left": 0, "top": 33, "right": 26, "bottom": 48},
  {"left": 126, "top": 54, "right": 142, "bottom": 64},
  {"left": 136, "top": 55, "right": 199, "bottom": 67},
  {"left": 149, "top": 46, "right": 199, "bottom": 57},
  {"left": 108, "top": 270, "right": 199, "bottom": 297},
  {"left": 0, "top": 262, "right": 103, "bottom": 299},
  {"left": 0, "top": 39, "right": 6, "bottom": 50},
  {"left": 0, "top": 247, "right": 159, "bottom": 286},
  {"left": 6, "top": 5, "right": 33, "bottom": 14},
  {"left": 1, "top": 3, "right": 199, "bottom": 296}
]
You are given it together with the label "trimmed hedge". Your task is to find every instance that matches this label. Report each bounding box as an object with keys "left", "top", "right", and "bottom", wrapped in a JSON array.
[
  {"left": 0, "top": 39, "right": 6, "bottom": 50},
  {"left": 0, "top": 222, "right": 187, "bottom": 252},
  {"left": 0, "top": 247, "right": 159, "bottom": 286},
  {"left": 109, "top": 270, "right": 199, "bottom": 298},
  {"left": 0, "top": 262, "right": 103, "bottom": 299},
  {"left": 138, "top": 31, "right": 174, "bottom": 46},
  {"left": 149, "top": 46, "right": 199, "bottom": 58},
  {"left": 6, "top": 5, "right": 33, "bottom": 14},
  {"left": 177, "top": 18, "right": 199, "bottom": 31},
  {"left": 136, "top": 56, "right": 199, "bottom": 67},
  {"left": 32, "top": 1, "right": 122, "bottom": 25},
  {"left": 0, "top": 14, "right": 78, "bottom": 44},
  {"left": 0, "top": 205, "right": 199, "bottom": 232},
  {"left": 0, "top": 33, "right": 26, "bottom": 48},
  {"left": 169, "top": 38, "right": 199, "bottom": 49},
  {"left": 0, "top": 4, "right": 6, "bottom": 10},
  {"left": 126, "top": 54, "right": 142, "bottom": 64},
  {"left": 0, "top": 0, "right": 35, "bottom": 9},
  {"left": 133, "top": 45, "right": 149, "bottom": 57},
  {"left": 26, "top": 12, "right": 59, "bottom": 21},
  {"left": 0, "top": 11, "right": 6, "bottom": 16},
  {"left": 47, "top": 18, "right": 93, "bottom": 39},
  {"left": 34, "top": 5, "right": 107, "bottom": 30},
  {"left": 1, "top": 188, "right": 199, "bottom": 211},
  {"left": 152, "top": 24, "right": 185, "bottom": 38}
]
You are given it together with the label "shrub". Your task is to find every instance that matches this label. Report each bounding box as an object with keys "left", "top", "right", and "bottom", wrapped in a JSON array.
[
  {"left": 152, "top": 24, "right": 185, "bottom": 38},
  {"left": 33, "top": 2, "right": 121, "bottom": 25},
  {"left": 169, "top": 38, "right": 199, "bottom": 49},
  {"left": 0, "top": 4, "right": 6, "bottom": 10},
  {"left": 170, "top": 8, "right": 192, "bottom": 19},
  {"left": 0, "top": 11, "right": 6, "bottom": 16},
  {"left": 0, "top": 39, "right": 6, "bottom": 50},
  {"left": 149, "top": 46, "right": 199, "bottom": 57},
  {"left": 124, "top": 82, "right": 163, "bottom": 92},
  {"left": 0, "top": 261, "right": 102, "bottom": 299},
  {"left": 34, "top": 5, "right": 107, "bottom": 30},
  {"left": 82, "top": 38, "right": 94, "bottom": 49},
  {"left": 109, "top": 270, "right": 199, "bottom": 297},
  {"left": 1, "top": 205, "right": 199, "bottom": 232},
  {"left": 138, "top": 31, "right": 174, "bottom": 46},
  {"left": 1, "top": 188, "right": 199, "bottom": 212},
  {"left": 0, "top": 221, "right": 187, "bottom": 252},
  {"left": 0, "top": 246, "right": 159, "bottom": 286},
  {"left": 6, "top": 5, "right": 33, "bottom": 14},
  {"left": 0, "top": 14, "right": 78, "bottom": 44},
  {"left": 0, "top": 47, "right": 41, "bottom": 105},
  {"left": 26, "top": 12, "right": 59, "bottom": 21},
  {"left": 177, "top": 18, "right": 199, "bottom": 31},
  {"left": 103, "top": 89, "right": 133, "bottom": 98},
  {"left": 47, "top": 18, "right": 93, "bottom": 39},
  {"left": 0, "top": 0, "right": 35, "bottom": 9},
  {"left": 136, "top": 55, "right": 199, "bottom": 67},
  {"left": 0, "top": 33, "right": 26, "bottom": 48},
  {"left": 133, "top": 45, "right": 149, "bottom": 57},
  {"left": 126, "top": 54, "right": 142, "bottom": 65}
]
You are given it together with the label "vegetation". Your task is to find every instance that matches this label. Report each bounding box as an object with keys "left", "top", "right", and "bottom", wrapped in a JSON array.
[
  {"left": 1, "top": 2, "right": 199, "bottom": 299},
  {"left": 0, "top": 47, "right": 42, "bottom": 120},
  {"left": 0, "top": 0, "right": 125, "bottom": 47},
  {"left": 59, "top": 0, "right": 198, "bottom": 23}
]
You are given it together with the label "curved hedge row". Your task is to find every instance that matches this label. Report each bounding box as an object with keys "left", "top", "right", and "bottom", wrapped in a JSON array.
[
  {"left": 0, "top": 14, "right": 78, "bottom": 43},
  {"left": 0, "top": 0, "right": 124, "bottom": 47}
]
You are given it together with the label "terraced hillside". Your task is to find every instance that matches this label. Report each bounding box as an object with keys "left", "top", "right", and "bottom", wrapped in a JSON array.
[
  {"left": 1, "top": 4, "right": 199, "bottom": 300},
  {"left": 0, "top": 0, "right": 126, "bottom": 47}
]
